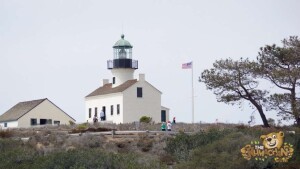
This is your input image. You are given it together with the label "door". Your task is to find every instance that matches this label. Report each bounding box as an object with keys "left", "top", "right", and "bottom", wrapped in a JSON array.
[
  {"left": 161, "top": 110, "right": 166, "bottom": 122},
  {"left": 102, "top": 106, "right": 106, "bottom": 121}
]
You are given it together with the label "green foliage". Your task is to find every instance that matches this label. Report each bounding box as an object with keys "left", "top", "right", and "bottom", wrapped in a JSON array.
[
  {"left": 33, "top": 149, "right": 152, "bottom": 169},
  {"left": 267, "top": 118, "right": 276, "bottom": 126},
  {"left": 200, "top": 58, "right": 270, "bottom": 127},
  {"left": 168, "top": 128, "right": 300, "bottom": 169},
  {"left": 0, "top": 139, "right": 37, "bottom": 169},
  {"left": 257, "top": 36, "right": 300, "bottom": 125},
  {"left": 200, "top": 36, "right": 300, "bottom": 126},
  {"left": 165, "top": 128, "right": 229, "bottom": 161},
  {"left": 137, "top": 134, "right": 154, "bottom": 152},
  {"left": 69, "top": 120, "right": 75, "bottom": 125},
  {"left": 0, "top": 138, "right": 166, "bottom": 169},
  {"left": 140, "top": 116, "right": 152, "bottom": 123},
  {"left": 1, "top": 127, "right": 300, "bottom": 168},
  {"left": 76, "top": 123, "right": 88, "bottom": 130}
]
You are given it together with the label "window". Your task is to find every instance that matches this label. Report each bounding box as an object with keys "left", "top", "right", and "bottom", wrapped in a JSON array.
[
  {"left": 89, "top": 108, "right": 92, "bottom": 118},
  {"left": 4, "top": 123, "right": 7, "bottom": 127},
  {"left": 31, "top": 118, "right": 37, "bottom": 126},
  {"left": 113, "top": 77, "right": 116, "bottom": 84},
  {"left": 117, "top": 104, "right": 120, "bottom": 115},
  {"left": 111, "top": 105, "right": 114, "bottom": 115},
  {"left": 47, "top": 119, "right": 52, "bottom": 124},
  {"left": 95, "top": 107, "right": 98, "bottom": 117},
  {"left": 137, "top": 87, "right": 143, "bottom": 98},
  {"left": 54, "top": 121, "right": 60, "bottom": 125},
  {"left": 40, "top": 119, "right": 47, "bottom": 125}
]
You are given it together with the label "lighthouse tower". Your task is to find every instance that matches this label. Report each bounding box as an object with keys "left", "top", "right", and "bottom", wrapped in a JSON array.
[
  {"left": 107, "top": 34, "right": 138, "bottom": 87},
  {"left": 85, "top": 34, "right": 169, "bottom": 124}
]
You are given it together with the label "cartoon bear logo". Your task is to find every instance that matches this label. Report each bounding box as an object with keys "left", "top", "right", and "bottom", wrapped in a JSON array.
[
  {"left": 241, "top": 131, "right": 294, "bottom": 162},
  {"left": 260, "top": 131, "right": 284, "bottom": 149}
]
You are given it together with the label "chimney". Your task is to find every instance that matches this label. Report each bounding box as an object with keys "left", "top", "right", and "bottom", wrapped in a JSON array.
[
  {"left": 103, "top": 79, "right": 109, "bottom": 85},
  {"left": 139, "top": 74, "right": 145, "bottom": 81}
]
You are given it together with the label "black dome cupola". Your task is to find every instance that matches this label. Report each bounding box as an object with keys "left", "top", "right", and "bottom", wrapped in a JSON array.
[{"left": 107, "top": 34, "right": 138, "bottom": 69}]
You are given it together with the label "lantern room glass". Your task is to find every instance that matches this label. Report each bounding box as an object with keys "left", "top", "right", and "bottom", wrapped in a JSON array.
[{"left": 114, "top": 48, "right": 132, "bottom": 59}]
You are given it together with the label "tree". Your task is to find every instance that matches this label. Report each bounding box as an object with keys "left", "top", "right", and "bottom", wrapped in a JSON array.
[
  {"left": 200, "top": 58, "right": 270, "bottom": 127},
  {"left": 267, "top": 118, "right": 276, "bottom": 126},
  {"left": 257, "top": 36, "right": 300, "bottom": 126}
]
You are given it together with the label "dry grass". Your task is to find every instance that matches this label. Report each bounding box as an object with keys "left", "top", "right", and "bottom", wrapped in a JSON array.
[{"left": 0, "top": 129, "right": 13, "bottom": 138}]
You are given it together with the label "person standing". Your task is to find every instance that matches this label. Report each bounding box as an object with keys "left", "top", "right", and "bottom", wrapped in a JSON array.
[
  {"left": 173, "top": 117, "right": 176, "bottom": 124},
  {"left": 100, "top": 110, "right": 105, "bottom": 121},
  {"left": 161, "top": 122, "right": 166, "bottom": 131},
  {"left": 167, "top": 121, "right": 172, "bottom": 131},
  {"left": 93, "top": 115, "right": 98, "bottom": 123}
]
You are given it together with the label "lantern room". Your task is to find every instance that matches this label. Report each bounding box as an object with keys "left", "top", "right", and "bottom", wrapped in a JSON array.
[{"left": 107, "top": 34, "right": 138, "bottom": 69}]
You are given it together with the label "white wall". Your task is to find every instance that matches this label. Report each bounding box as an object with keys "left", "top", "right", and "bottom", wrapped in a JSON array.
[
  {"left": 85, "top": 93, "right": 123, "bottom": 123},
  {"left": 0, "top": 121, "right": 18, "bottom": 129},
  {"left": 111, "top": 69, "right": 135, "bottom": 87},
  {"left": 18, "top": 99, "right": 75, "bottom": 127},
  {"left": 123, "top": 80, "right": 161, "bottom": 123}
]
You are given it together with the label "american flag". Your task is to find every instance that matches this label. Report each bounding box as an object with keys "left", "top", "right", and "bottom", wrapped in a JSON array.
[{"left": 182, "top": 62, "right": 192, "bottom": 69}]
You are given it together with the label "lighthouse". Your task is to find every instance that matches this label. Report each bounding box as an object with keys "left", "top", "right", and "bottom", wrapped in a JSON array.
[
  {"left": 85, "top": 35, "right": 169, "bottom": 124},
  {"left": 107, "top": 34, "right": 138, "bottom": 87}
]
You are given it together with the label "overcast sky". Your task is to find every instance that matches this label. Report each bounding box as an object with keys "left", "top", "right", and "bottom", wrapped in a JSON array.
[{"left": 1, "top": 0, "right": 300, "bottom": 125}]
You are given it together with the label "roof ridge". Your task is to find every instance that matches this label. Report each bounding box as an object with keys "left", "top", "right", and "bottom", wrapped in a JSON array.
[
  {"left": 86, "top": 79, "right": 138, "bottom": 97},
  {"left": 0, "top": 98, "right": 47, "bottom": 122},
  {"left": 19, "top": 98, "right": 47, "bottom": 104}
]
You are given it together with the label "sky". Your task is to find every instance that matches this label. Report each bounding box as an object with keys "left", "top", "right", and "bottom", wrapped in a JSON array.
[{"left": 1, "top": 0, "right": 300, "bottom": 125}]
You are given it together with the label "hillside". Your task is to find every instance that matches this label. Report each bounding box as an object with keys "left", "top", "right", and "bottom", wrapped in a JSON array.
[{"left": 0, "top": 123, "right": 300, "bottom": 169}]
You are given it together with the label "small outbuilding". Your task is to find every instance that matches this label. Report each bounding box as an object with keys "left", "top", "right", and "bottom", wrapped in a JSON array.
[{"left": 0, "top": 98, "right": 75, "bottom": 128}]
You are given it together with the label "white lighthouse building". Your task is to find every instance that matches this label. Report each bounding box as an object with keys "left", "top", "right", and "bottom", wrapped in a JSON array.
[{"left": 85, "top": 35, "right": 169, "bottom": 124}]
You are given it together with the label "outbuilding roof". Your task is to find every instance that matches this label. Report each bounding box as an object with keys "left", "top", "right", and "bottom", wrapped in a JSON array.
[
  {"left": 86, "top": 79, "right": 138, "bottom": 97},
  {"left": 0, "top": 98, "right": 46, "bottom": 122},
  {"left": 0, "top": 98, "right": 75, "bottom": 122}
]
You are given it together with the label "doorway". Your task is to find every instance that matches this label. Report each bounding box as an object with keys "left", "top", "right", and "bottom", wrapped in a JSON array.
[
  {"left": 161, "top": 110, "right": 166, "bottom": 122},
  {"left": 102, "top": 106, "right": 106, "bottom": 121}
]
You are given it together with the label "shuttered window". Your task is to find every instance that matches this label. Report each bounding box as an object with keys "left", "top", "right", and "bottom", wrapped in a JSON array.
[{"left": 137, "top": 87, "right": 143, "bottom": 98}]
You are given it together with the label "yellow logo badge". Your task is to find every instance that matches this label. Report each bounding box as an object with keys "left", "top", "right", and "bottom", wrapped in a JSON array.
[{"left": 241, "top": 131, "right": 294, "bottom": 162}]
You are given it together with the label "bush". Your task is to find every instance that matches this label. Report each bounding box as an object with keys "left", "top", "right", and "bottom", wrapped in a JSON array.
[
  {"left": 176, "top": 132, "right": 276, "bottom": 169},
  {"left": 137, "top": 133, "right": 153, "bottom": 152},
  {"left": 140, "top": 116, "right": 152, "bottom": 123},
  {"left": 77, "top": 123, "right": 88, "bottom": 130},
  {"left": 69, "top": 120, "right": 75, "bottom": 126},
  {"left": 0, "top": 138, "right": 167, "bottom": 169},
  {"left": 20, "top": 149, "right": 165, "bottom": 169},
  {"left": 0, "top": 129, "right": 13, "bottom": 138},
  {"left": 165, "top": 128, "right": 229, "bottom": 161}
]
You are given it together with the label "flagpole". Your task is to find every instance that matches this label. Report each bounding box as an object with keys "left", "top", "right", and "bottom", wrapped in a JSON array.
[{"left": 192, "top": 61, "right": 194, "bottom": 124}]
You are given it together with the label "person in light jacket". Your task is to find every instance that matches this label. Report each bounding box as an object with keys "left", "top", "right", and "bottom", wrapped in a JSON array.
[{"left": 167, "top": 121, "right": 172, "bottom": 131}]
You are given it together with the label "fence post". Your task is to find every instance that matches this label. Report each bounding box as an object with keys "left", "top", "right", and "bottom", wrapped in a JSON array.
[{"left": 111, "top": 129, "right": 116, "bottom": 138}]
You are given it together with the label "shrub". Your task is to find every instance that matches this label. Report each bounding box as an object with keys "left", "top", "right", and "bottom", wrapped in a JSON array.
[
  {"left": 140, "top": 116, "right": 152, "bottom": 123},
  {"left": 69, "top": 120, "right": 75, "bottom": 126},
  {"left": 32, "top": 149, "right": 166, "bottom": 169},
  {"left": 77, "top": 123, "right": 88, "bottom": 130},
  {"left": 165, "top": 129, "right": 229, "bottom": 161},
  {"left": 176, "top": 132, "right": 276, "bottom": 169},
  {"left": 0, "top": 129, "right": 13, "bottom": 138},
  {"left": 137, "top": 133, "right": 153, "bottom": 152}
]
